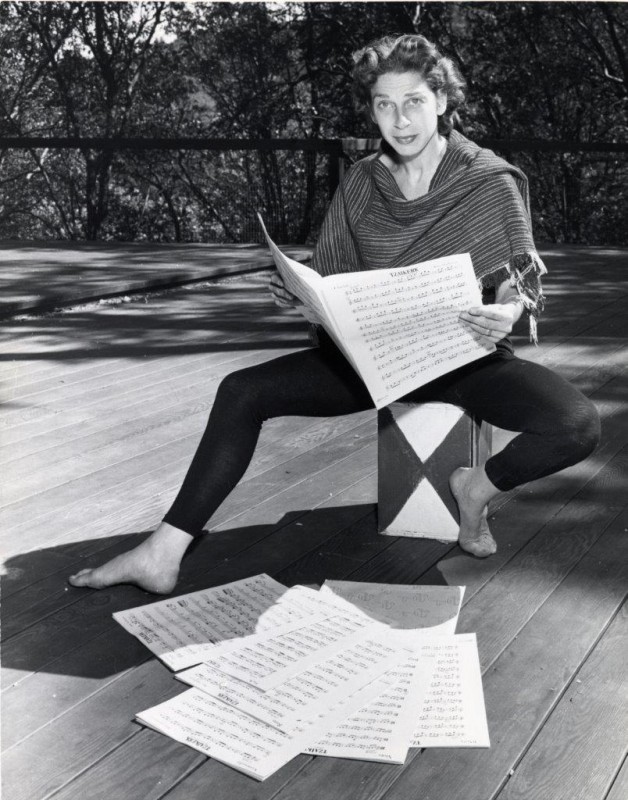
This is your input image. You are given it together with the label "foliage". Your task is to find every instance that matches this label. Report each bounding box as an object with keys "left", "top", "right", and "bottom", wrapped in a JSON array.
[{"left": 0, "top": 1, "right": 626, "bottom": 245}]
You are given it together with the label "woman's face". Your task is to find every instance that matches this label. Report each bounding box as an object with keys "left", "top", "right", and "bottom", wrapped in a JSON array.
[{"left": 370, "top": 71, "right": 446, "bottom": 159}]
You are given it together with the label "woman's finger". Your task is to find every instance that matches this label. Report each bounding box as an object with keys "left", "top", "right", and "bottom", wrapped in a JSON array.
[
  {"left": 466, "top": 305, "right": 512, "bottom": 322},
  {"left": 269, "top": 274, "right": 299, "bottom": 307},
  {"left": 270, "top": 285, "right": 293, "bottom": 301},
  {"left": 272, "top": 292, "right": 296, "bottom": 307},
  {"left": 459, "top": 318, "right": 504, "bottom": 342},
  {"left": 269, "top": 274, "right": 288, "bottom": 294},
  {"left": 459, "top": 313, "right": 511, "bottom": 336}
]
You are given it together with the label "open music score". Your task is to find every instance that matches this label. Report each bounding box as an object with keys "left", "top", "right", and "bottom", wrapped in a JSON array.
[{"left": 258, "top": 215, "right": 494, "bottom": 409}]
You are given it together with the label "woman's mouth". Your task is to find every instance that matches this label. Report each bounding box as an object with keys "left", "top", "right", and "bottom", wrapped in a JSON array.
[{"left": 393, "top": 134, "right": 418, "bottom": 145}]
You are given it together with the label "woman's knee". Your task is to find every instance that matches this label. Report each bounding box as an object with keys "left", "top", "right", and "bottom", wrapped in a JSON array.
[
  {"left": 214, "top": 366, "right": 276, "bottom": 425},
  {"left": 558, "top": 396, "right": 601, "bottom": 461},
  {"left": 214, "top": 368, "right": 260, "bottom": 416}
]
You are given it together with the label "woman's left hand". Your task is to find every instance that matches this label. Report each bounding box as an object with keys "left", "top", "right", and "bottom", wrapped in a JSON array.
[{"left": 459, "top": 303, "right": 518, "bottom": 346}]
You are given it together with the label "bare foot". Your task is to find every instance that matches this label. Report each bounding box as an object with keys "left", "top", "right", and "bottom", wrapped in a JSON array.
[
  {"left": 68, "top": 523, "right": 193, "bottom": 593},
  {"left": 450, "top": 466, "right": 498, "bottom": 558}
]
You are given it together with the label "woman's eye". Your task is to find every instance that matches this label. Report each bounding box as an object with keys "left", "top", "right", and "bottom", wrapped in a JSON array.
[{"left": 406, "top": 97, "right": 420, "bottom": 107}]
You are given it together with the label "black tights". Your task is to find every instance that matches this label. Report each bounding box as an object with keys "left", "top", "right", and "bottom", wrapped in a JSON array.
[{"left": 163, "top": 337, "right": 600, "bottom": 536}]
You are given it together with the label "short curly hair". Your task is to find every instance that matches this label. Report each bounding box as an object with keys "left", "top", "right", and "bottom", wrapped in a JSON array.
[{"left": 352, "top": 34, "right": 466, "bottom": 135}]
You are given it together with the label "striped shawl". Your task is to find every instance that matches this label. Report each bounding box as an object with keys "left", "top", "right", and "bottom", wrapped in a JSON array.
[{"left": 311, "top": 131, "right": 546, "bottom": 341}]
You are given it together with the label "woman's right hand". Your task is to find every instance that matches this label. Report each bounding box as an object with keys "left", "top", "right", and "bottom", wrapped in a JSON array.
[{"left": 269, "top": 272, "right": 300, "bottom": 308}]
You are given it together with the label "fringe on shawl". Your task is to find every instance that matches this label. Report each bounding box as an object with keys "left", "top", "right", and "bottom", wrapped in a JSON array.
[
  {"left": 510, "top": 252, "right": 547, "bottom": 344},
  {"left": 479, "top": 252, "right": 547, "bottom": 345}
]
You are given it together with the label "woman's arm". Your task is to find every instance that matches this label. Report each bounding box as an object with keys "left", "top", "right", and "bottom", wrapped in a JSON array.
[{"left": 459, "top": 278, "right": 524, "bottom": 346}]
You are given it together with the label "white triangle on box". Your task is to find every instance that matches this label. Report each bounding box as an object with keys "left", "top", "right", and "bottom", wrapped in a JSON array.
[
  {"left": 382, "top": 476, "right": 459, "bottom": 541},
  {"left": 390, "top": 402, "right": 464, "bottom": 463}
]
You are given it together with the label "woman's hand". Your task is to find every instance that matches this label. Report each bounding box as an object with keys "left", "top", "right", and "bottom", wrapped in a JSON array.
[
  {"left": 459, "top": 302, "right": 520, "bottom": 346},
  {"left": 269, "top": 272, "right": 300, "bottom": 308}
]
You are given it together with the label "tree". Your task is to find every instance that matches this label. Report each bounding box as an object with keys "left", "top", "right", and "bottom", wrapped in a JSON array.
[
  {"left": 411, "top": 2, "right": 628, "bottom": 242},
  {"left": 1, "top": 1, "right": 172, "bottom": 238},
  {"left": 0, "top": 1, "right": 625, "bottom": 244}
]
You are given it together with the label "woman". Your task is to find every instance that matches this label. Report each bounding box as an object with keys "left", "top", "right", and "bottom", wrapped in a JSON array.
[{"left": 70, "top": 34, "right": 600, "bottom": 593}]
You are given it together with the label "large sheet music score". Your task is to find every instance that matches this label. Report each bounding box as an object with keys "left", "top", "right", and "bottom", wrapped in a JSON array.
[
  {"left": 118, "top": 575, "right": 490, "bottom": 781},
  {"left": 177, "top": 632, "right": 406, "bottom": 734},
  {"left": 258, "top": 215, "right": 494, "bottom": 408},
  {"left": 113, "top": 574, "right": 351, "bottom": 671}
]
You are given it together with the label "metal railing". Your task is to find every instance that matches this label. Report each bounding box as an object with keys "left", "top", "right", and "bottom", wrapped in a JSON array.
[{"left": 1, "top": 136, "right": 626, "bottom": 244}]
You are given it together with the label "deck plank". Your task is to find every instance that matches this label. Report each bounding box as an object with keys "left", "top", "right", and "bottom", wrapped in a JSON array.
[
  {"left": 0, "top": 331, "right": 298, "bottom": 448},
  {"left": 0, "top": 240, "right": 312, "bottom": 317},
  {"left": 0, "top": 337, "right": 299, "bottom": 451},
  {"left": 1, "top": 355, "right": 357, "bottom": 548},
  {"left": 0, "top": 330, "right": 300, "bottom": 469},
  {"left": 1, "top": 659, "right": 196, "bottom": 800},
  {"left": 48, "top": 730, "right": 208, "bottom": 800},
  {"left": 605, "top": 757, "right": 628, "bottom": 800},
  {"left": 497, "top": 600, "right": 628, "bottom": 800},
  {"left": 0, "top": 413, "right": 371, "bottom": 598}
]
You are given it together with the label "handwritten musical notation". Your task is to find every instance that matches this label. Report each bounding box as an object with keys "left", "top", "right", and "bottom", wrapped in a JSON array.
[
  {"left": 177, "top": 630, "right": 406, "bottom": 734},
  {"left": 325, "top": 258, "right": 493, "bottom": 407},
  {"left": 411, "top": 634, "right": 490, "bottom": 748},
  {"left": 258, "top": 215, "right": 495, "bottom": 409},
  {"left": 137, "top": 678, "right": 390, "bottom": 781},
  {"left": 113, "top": 575, "right": 337, "bottom": 671},
  {"left": 303, "top": 649, "right": 437, "bottom": 763},
  {"left": 123, "top": 576, "right": 490, "bottom": 781}
]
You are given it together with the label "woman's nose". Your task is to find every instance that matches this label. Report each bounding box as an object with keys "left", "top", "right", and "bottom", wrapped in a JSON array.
[{"left": 394, "top": 110, "right": 411, "bottom": 128}]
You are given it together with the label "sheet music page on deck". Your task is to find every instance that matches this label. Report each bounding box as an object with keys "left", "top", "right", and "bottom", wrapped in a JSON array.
[
  {"left": 322, "top": 254, "right": 494, "bottom": 408},
  {"left": 136, "top": 677, "right": 392, "bottom": 782},
  {"left": 191, "top": 610, "right": 390, "bottom": 691},
  {"left": 303, "top": 649, "right": 437, "bottom": 764},
  {"left": 321, "top": 582, "right": 464, "bottom": 636},
  {"left": 411, "top": 633, "right": 490, "bottom": 748},
  {"left": 177, "top": 632, "right": 406, "bottom": 734},
  {"left": 113, "top": 576, "right": 334, "bottom": 671}
]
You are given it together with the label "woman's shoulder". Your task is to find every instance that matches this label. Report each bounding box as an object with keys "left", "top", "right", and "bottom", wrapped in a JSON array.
[
  {"left": 444, "top": 131, "right": 528, "bottom": 189},
  {"left": 339, "top": 155, "right": 378, "bottom": 207},
  {"left": 442, "top": 130, "right": 483, "bottom": 167},
  {"left": 430, "top": 131, "right": 482, "bottom": 188},
  {"left": 344, "top": 153, "right": 378, "bottom": 184}
]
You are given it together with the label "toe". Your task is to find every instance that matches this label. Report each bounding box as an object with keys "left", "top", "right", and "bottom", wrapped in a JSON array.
[{"left": 68, "top": 570, "right": 93, "bottom": 587}]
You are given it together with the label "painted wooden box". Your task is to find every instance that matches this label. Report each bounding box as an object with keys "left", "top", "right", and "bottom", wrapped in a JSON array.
[{"left": 378, "top": 402, "right": 492, "bottom": 540}]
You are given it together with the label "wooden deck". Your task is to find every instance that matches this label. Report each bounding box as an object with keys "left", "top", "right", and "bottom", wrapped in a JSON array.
[
  {"left": 1, "top": 243, "right": 627, "bottom": 800},
  {"left": 0, "top": 240, "right": 312, "bottom": 317}
]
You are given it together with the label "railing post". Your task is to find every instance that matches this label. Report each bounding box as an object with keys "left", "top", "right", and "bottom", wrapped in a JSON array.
[{"left": 328, "top": 140, "right": 343, "bottom": 200}]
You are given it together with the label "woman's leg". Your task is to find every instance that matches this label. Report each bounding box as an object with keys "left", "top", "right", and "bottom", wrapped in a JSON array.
[
  {"left": 439, "top": 353, "right": 600, "bottom": 488},
  {"left": 162, "top": 344, "right": 372, "bottom": 536},
  {"left": 69, "top": 343, "right": 372, "bottom": 592},
  {"left": 409, "top": 351, "right": 601, "bottom": 556}
]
